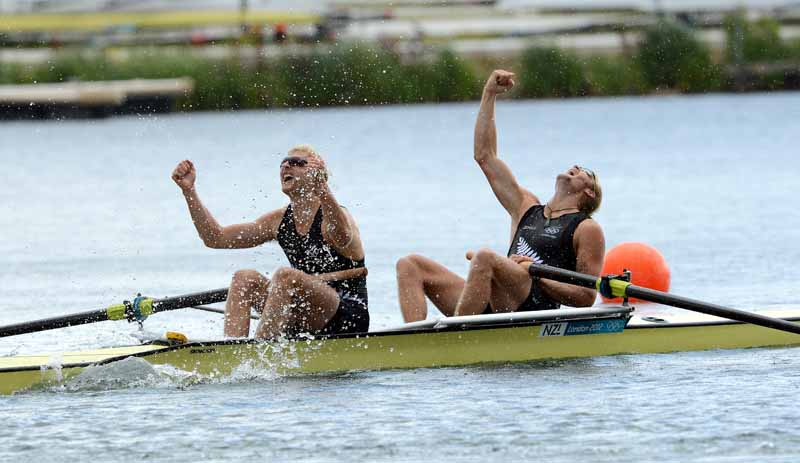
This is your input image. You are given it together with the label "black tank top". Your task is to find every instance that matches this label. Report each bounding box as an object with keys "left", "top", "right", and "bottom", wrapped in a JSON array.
[
  {"left": 507, "top": 205, "right": 588, "bottom": 309},
  {"left": 276, "top": 205, "right": 367, "bottom": 297}
]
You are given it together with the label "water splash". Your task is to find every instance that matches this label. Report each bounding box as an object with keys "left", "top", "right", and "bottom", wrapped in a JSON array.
[
  {"left": 58, "top": 357, "right": 171, "bottom": 393},
  {"left": 41, "top": 338, "right": 312, "bottom": 394},
  {"left": 221, "top": 359, "right": 282, "bottom": 384}
]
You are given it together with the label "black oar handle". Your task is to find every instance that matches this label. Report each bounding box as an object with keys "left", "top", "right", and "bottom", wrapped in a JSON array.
[
  {"left": 0, "top": 310, "right": 110, "bottom": 338},
  {"left": 527, "top": 263, "right": 597, "bottom": 288},
  {"left": 527, "top": 263, "right": 800, "bottom": 336},
  {"left": 0, "top": 288, "right": 229, "bottom": 338}
]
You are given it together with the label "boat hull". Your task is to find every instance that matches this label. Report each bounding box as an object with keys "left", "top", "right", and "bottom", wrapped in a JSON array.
[{"left": 2, "top": 307, "right": 799, "bottom": 395}]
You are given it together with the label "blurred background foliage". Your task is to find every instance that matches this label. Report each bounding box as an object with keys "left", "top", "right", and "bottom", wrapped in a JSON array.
[{"left": 2, "top": 12, "right": 799, "bottom": 110}]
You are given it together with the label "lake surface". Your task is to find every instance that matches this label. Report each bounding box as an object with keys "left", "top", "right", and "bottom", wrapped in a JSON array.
[{"left": 1, "top": 92, "right": 800, "bottom": 461}]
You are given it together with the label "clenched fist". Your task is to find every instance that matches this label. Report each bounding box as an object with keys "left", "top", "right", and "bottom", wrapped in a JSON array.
[
  {"left": 484, "top": 70, "right": 515, "bottom": 95},
  {"left": 304, "top": 155, "right": 329, "bottom": 191},
  {"left": 172, "top": 159, "right": 196, "bottom": 192}
]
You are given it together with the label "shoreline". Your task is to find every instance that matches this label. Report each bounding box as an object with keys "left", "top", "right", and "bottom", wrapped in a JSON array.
[
  {"left": 3, "top": 86, "right": 797, "bottom": 122},
  {"left": 1, "top": 12, "right": 799, "bottom": 119}
]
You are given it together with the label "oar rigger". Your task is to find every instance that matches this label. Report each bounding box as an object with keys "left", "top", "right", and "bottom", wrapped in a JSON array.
[
  {"left": 596, "top": 270, "right": 632, "bottom": 305},
  {"left": 125, "top": 295, "right": 152, "bottom": 325},
  {"left": 104, "top": 294, "right": 154, "bottom": 325}
]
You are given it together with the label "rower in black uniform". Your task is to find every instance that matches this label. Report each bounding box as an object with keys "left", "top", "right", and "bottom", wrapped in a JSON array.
[
  {"left": 503, "top": 204, "right": 590, "bottom": 312},
  {"left": 276, "top": 203, "right": 368, "bottom": 334},
  {"left": 172, "top": 145, "right": 368, "bottom": 339},
  {"left": 396, "top": 70, "right": 605, "bottom": 322}
]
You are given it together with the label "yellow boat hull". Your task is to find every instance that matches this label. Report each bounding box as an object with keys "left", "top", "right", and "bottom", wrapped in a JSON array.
[{"left": 2, "top": 308, "right": 799, "bottom": 395}]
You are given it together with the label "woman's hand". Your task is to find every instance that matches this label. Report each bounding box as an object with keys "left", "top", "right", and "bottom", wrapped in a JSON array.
[{"left": 171, "top": 159, "right": 196, "bottom": 192}]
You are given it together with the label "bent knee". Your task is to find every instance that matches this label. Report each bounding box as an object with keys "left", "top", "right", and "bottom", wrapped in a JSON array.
[
  {"left": 396, "top": 254, "right": 423, "bottom": 275},
  {"left": 231, "top": 269, "right": 263, "bottom": 286},
  {"left": 271, "top": 266, "right": 304, "bottom": 286},
  {"left": 472, "top": 248, "right": 499, "bottom": 265}
]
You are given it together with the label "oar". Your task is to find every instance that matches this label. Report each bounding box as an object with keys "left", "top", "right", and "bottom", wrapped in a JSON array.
[
  {"left": 0, "top": 267, "right": 367, "bottom": 339},
  {"left": 0, "top": 288, "right": 229, "bottom": 338},
  {"left": 527, "top": 263, "right": 800, "bottom": 335},
  {"left": 190, "top": 304, "right": 259, "bottom": 320}
]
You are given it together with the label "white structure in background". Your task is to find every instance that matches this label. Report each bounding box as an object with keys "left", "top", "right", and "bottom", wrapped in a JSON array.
[
  {"left": 0, "top": 0, "right": 286, "bottom": 13},
  {"left": 0, "top": 0, "right": 796, "bottom": 13}
]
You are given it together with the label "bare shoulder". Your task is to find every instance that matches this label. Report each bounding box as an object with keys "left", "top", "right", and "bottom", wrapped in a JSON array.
[
  {"left": 574, "top": 218, "right": 605, "bottom": 248},
  {"left": 576, "top": 217, "right": 603, "bottom": 236}
]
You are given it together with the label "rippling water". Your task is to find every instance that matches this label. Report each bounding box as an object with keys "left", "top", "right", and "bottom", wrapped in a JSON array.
[{"left": 2, "top": 92, "right": 800, "bottom": 461}]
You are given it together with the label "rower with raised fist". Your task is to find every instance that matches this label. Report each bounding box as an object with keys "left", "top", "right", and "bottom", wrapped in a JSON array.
[
  {"left": 172, "top": 145, "right": 369, "bottom": 339},
  {"left": 396, "top": 70, "right": 605, "bottom": 322}
]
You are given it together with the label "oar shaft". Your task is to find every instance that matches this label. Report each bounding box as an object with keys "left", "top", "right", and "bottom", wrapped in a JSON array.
[
  {"left": 0, "top": 288, "right": 229, "bottom": 338},
  {"left": 527, "top": 263, "right": 800, "bottom": 336},
  {"left": 152, "top": 289, "right": 229, "bottom": 313},
  {"left": 0, "top": 310, "right": 109, "bottom": 338},
  {"left": 626, "top": 286, "right": 800, "bottom": 335}
]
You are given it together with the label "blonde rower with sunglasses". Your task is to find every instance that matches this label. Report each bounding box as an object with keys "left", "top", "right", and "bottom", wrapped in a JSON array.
[
  {"left": 172, "top": 146, "right": 368, "bottom": 339},
  {"left": 396, "top": 70, "right": 605, "bottom": 322}
]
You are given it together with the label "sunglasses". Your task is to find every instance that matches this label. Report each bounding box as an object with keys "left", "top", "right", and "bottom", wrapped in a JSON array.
[
  {"left": 281, "top": 156, "right": 308, "bottom": 168},
  {"left": 577, "top": 165, "right": 596, "bottom": 180},
  {"left": 577, "top": 165, "right": 598, "bottom": 196}
]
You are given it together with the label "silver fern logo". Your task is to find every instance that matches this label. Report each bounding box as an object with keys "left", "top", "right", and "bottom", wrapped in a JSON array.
[{"left": 516, "top": 237, "right": 543, "bottom": 264}]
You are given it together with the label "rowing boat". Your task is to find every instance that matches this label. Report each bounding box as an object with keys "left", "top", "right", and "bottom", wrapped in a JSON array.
[
  {"left": 3, "top": 304, "right": 800, "bottom": 395},
  {"left": 3, "top": 264, "right": 799, "bottom": 395}
]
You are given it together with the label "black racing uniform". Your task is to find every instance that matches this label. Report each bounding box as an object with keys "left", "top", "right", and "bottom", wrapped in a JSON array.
[
  {"left": 504, "top": 204, "right": 588, "bottom": 311},
  {"left": 276, "top": 204, "right": 369, "bottom": 334}
]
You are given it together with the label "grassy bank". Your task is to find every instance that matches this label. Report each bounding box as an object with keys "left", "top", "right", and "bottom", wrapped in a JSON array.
[
  {"left": 1, "top": 13, "right": 799, "bottom": 112},
  {"left": 0, "top": 44, "right": 483, "bottom": 111}
]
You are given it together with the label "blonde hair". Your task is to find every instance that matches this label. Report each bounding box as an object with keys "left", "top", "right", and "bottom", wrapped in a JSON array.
[
  {"left": 289, "top": 144, "right": 321, "bottom": 159},
  {"left": 580, "top": 172, "right": 602, "bottom": 216}
]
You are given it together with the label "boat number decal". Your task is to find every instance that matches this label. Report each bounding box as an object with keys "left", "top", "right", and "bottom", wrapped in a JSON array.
[
  {"left": 190, "top": 348, "right": 216, "bottom": 354},
  {"left": 539, "top": 319, "right": 626, "bottom": 337}
]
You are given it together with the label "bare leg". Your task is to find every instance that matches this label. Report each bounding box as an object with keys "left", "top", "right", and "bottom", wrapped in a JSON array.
[
  {"left": 254, "top": 267, "right": 341, "bottom": 339},
  {"left": 224, "top": 269, "right": 270, "bottom": 337},
  {"left": 454, "top": 249, "right": 532, "bottom": 316},
  {"left": 396, "top": 254, "right": 466, "bottom": 322}
]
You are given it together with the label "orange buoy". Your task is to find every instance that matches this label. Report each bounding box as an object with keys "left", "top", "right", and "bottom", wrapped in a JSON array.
[{"left": 601, "top": 242, "right": 670, "bottom": 303}]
